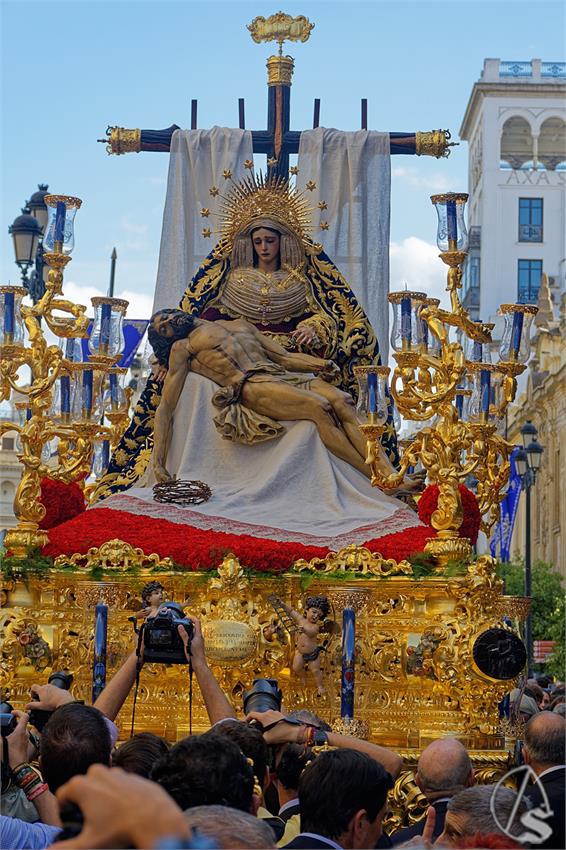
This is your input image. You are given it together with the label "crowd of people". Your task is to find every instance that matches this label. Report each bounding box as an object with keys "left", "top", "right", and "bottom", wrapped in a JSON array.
[{"left": 1, "top": 619, "right": 564, "bottom": 850}]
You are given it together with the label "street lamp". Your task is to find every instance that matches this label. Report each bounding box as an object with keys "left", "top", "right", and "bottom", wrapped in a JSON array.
[
  {"left": 8, "top": 184, "right": 50, "bottom": 303},
  {"left": 516, "top": 420, "right": 544, "bottom": 676}
]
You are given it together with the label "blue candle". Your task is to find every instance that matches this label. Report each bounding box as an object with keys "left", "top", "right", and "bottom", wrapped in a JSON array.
[
  {"left": 401, "top": 297, "right": 412, "bottom": 344},
  {"left": 367, "top": 372, "right": 377, "bottom": 414},
  {"left": 83, "top": 369, "right": 93, "bottom": 414},
  {"left": 92, "top": 603, "right": 108, "bottom": 702},
  {"left": 109, "top": 372, "right": 119, "bottom": 406},
  {"left": 26, "top": 407, "right": 32, "bottom": 421},
  {"left": 100, "top": 303, "right": 112, "bottom": 350},
  {"left": 421, "top": 318, "right": 429, "bottom": 351},
  {"left": 54, "top": 201, "right": 66, "bottom": 244},
  {"left": 101, "top": 440, "right": 110, "bottom": 471},
  {"left": 446, "top": 200, "right": 457, "bottom": 243},
  {"left": 60, "top": 374, "right": 71, "bottom": 414},
  {"left": 480, "top": 369, "right": 491, "bottom": 416},
  {"left": 65, "top": 337, "right": 77, "bottom": 361},
  {"left": 511, "top": 311, "right": 524, "bottom": 359},
  {"left": 341, "top": 607, "right": 356, "bottom": 720},
  {"left": 3, "top": 291, "right": 15, "bottom": 338}
]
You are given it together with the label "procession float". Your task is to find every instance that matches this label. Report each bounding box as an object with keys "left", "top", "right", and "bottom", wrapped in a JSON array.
[{"left": 1, "top": 12, "right": 534, "bottom": 830}]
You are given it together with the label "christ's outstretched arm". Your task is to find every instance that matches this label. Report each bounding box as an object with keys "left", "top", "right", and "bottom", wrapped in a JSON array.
[{"left": 153, "top": 341, "right": 191, "bottom": 481}]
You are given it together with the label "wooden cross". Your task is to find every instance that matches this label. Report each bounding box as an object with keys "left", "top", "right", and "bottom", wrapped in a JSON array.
[{"left": 98, "top": 13, "right": 453, "bottom": 174}]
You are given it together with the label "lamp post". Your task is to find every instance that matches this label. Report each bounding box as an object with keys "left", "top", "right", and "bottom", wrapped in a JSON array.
[
  {"left": 8, "top": 184, "right": 50, "bottom": 303},
  {"left": 515, "top": 420, "right": 544, "bottom": 675}
]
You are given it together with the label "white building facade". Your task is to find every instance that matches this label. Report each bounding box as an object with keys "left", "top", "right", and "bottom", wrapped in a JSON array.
[{"left": 459, "top": 59, "right": 566, "bottom": 324}]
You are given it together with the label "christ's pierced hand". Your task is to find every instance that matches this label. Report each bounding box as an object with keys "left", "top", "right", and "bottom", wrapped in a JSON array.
[{"left": 318, "top": 360, "right": 340, "bottom": 381}]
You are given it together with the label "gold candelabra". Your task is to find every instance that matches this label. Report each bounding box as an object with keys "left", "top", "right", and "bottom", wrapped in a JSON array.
[
  {"left": 0, "top": 195, "right": 132, "bottom": 557},
  {"left": 356, "top": 193, "right": 538, "bottom": 567}
]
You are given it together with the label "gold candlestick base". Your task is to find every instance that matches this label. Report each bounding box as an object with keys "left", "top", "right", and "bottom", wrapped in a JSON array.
[
  {"left": 424, "top": 533, "right": 472, "bottom": 569},
  {"left": 4, "top": 523, "right": 49, "bottom": 559}
]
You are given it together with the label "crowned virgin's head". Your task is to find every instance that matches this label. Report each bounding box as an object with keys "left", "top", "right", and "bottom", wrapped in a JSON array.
[{"left": 231, "top": 217, "right": 303, "bottom": 270}]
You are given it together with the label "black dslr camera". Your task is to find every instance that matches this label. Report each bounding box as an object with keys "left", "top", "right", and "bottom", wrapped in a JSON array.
[
  {"left": 140, "top": 602, "right": 194, "bottom": 664},
  {"left": 28, "top": 670, "right": 74, "bottom": 733},
  {"left": 0, "top": 700, "right": 17, "bottom": 738},
  {"left": 243, "top": 678, "right": 283, "bottom": 715}
]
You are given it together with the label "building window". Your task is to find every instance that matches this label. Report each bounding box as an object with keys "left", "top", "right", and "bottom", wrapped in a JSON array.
[
  {"left": 518, "top": 260, "right": 542, "bottom": 303},
  {"left": 519, "top": 198, "right": 543, "bottom": 242},
  {"left": 462, "top": 255, "right": 480, "bottom": 297},
  {"left": 1, "top": 437, "right": 15, "bottom": 451}
]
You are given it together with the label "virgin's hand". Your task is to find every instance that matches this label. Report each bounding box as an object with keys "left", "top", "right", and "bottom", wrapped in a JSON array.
[
  {"left": 292, "top": 325, "right": 319, "bottom": 348},
  {"left": 151, "top": 363, "right": 168, "bottom": 383}
]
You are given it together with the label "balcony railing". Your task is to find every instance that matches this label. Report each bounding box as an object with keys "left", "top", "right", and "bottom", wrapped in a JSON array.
[
  {"left": 500, "top": 61, "right": 532, "bottom": 77},
  {"left": 541, "top": 62, "right": 566, "bottom": 78}
]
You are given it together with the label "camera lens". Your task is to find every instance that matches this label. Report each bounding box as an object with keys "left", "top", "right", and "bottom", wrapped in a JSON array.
[
  {"left": 48, "top": 671, "right": 74, "bottom": 690},
  {"left": 243, "top": 678, "right": 282, "bottom": 715}
]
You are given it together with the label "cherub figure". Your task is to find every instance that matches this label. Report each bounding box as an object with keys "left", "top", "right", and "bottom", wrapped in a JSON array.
[
  {"left": 269, "top": 595, "right": 332, "bottom": 696},
  {"left": 134, "top": 581, "right": 165, "bottom": 621}
]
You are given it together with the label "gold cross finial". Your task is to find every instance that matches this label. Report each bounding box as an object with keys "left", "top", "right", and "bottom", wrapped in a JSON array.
[{"left": 247, "top": 12, "right": 314, "bottom": 56}]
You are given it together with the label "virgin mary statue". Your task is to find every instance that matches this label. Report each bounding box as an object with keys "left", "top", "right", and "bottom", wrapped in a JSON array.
[{"left": 91, "top": 174, "right": 399, "bottom": 502}]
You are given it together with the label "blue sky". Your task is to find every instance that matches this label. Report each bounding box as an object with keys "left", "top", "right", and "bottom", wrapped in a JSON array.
[{"left": 1, "top": 0, "right": 564, "bottom": 318}]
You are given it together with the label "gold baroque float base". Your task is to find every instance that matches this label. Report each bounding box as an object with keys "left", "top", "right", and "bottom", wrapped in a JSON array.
[{"left": 0, "top": 545, "right": 527, "bottom": 751}]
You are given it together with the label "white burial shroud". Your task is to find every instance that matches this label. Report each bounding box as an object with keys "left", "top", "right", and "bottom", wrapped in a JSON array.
[{"left": 93, "top": 374, "right": 423, "bottom": 548}]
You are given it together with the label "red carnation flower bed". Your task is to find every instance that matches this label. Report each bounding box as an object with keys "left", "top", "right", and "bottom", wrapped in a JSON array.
[
  {"left": 42, "top": 507, "right": 435, "bottom": 572},
  {"left": 417, "top": 484, "right": 481, "bottom": 545},
  {"left": 39, "top": 478, "right": 86, "bottom": 530}
]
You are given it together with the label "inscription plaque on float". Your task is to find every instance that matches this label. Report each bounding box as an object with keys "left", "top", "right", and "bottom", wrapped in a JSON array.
[{"left": 203, "top": 620, "right": 257, "bottom": 664}]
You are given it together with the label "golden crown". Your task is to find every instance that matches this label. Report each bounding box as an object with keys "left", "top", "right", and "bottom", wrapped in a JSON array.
[{"left": 201, "top": 168, "right": 328, "bottom": 253}]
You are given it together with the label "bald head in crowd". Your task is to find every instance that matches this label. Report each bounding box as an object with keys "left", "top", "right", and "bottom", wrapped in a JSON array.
[
  {"left": 183, "top": 805, "right": 276, "bottom": 849},
  {"left": 523, "top": 710, "right": 566, "bottom": 771},
  {"left": 416, "top": 738, "right": 474, "bottom": 799}
]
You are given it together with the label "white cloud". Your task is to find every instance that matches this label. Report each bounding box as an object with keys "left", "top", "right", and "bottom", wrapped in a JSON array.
[
  {"left": 392, "top": 166, "right": 453, "bottom": 192},
  {"left": 390, "top": 236, "right": 450, "bottom": 308},
  {"left": 119, "top": 216, "right": 149, "bottom": 236},
  {"left": 63, "top": 280, "right": 154, "bottom": 320}
]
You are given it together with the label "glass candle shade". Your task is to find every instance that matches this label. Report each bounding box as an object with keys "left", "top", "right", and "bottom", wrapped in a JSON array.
[
  {"left": 0, "top": 286, "right": 27, "bottom": 347},
  {"left": 92, "top": 439, "right": 111, "bottom": 478},
  {"left": 418, "top": 297, "right": 441, "bottom": 354},
  {"left": 60, "top": 336, "right": 84, "bottom": 363},
  {"left": 71, "top": 364, "right": 102, "bottom": 421},
  {"left": 50, "top": 369, "right": 73, "bottom": 422},
  {"left": 89, "top": 297, "right": 128, "bottom": 359},
  {"left": 499, "top": 304, "right": 537, "bottom": 363},
  {"left": 454, "top": 386, "right": 472, "bottom": 421},
  {"left": 466, "top": 363, "right": 501, "bottom": 424},
  {"left": 464, "top": 320, "right": 492, "bottom": 363},
  {"left": 41, "top": 439, "right": 54, "bottom": 465},
  {"left": 430, "top": 192, "right": 469, "bottom": 252},
  {"left": 354, "top": 365, "right": 390, "bottom": 423},
  {"left": 43, "top": 195, "right": 82, "bottom": 254},
  {"left": 102, "top": 367, "right": 128, "bottom": 413},
  {"left": 389, "top": 290, "right": 427, "bottom": 352}
]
